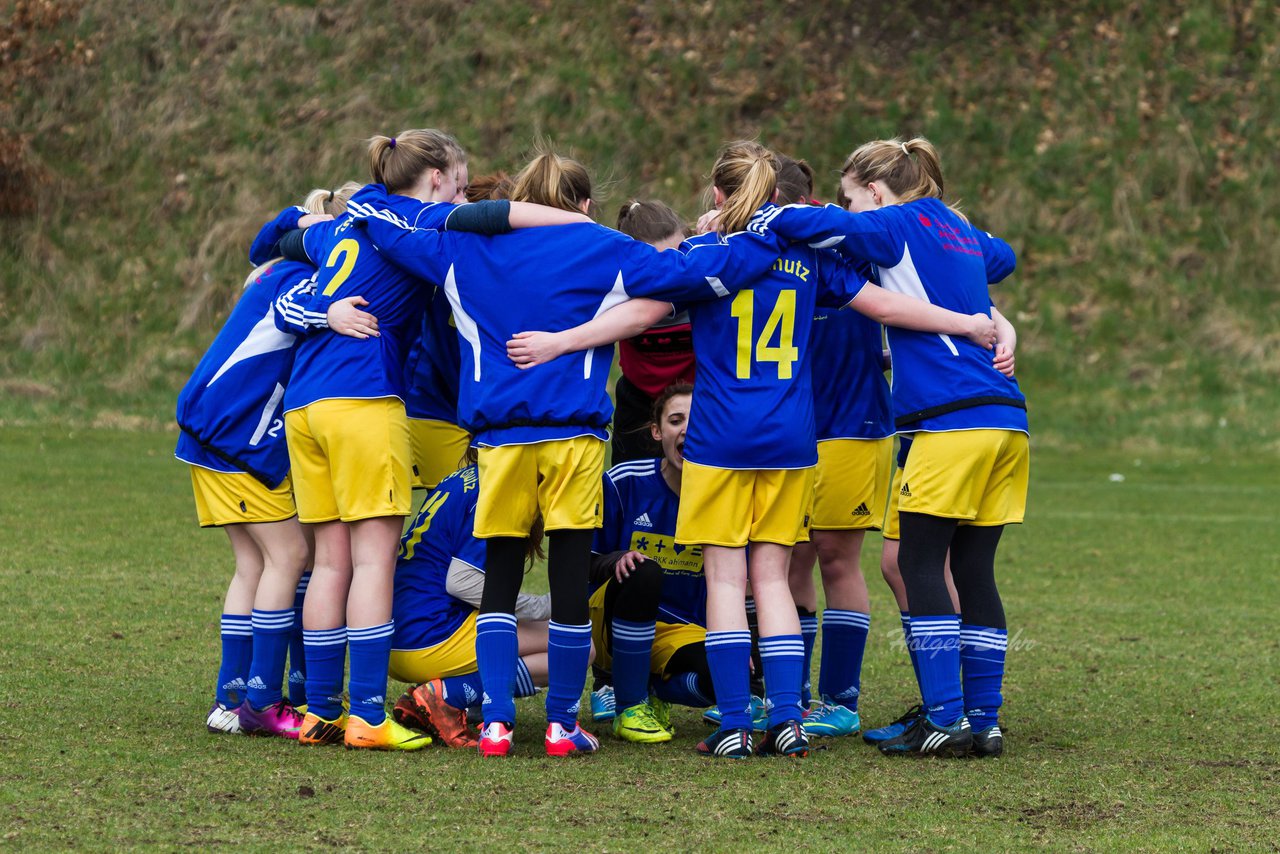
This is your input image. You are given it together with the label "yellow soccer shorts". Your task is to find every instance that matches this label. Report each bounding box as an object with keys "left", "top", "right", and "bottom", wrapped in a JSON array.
[
  {"left": 189, "top": 467, "right": 296, "bottom": 528},
  {"left": 882, "top": 466, "right": 905, "bottom": 541},
  {"left": 899, "top": 429, "right": 1030, "bottom": 526},
  {"left": 408, "top": 418, "right": 471, "bottom": 491},
  {"left": 284, "top": 397, "right": 413, "bottom": 524},
  {"left": 474, "top": 436, "right": 605, "bottom": 538},
  {"left": 676, "top": 461, "right": 815, "bottom": 548},
  {"left": 810, "top": 437, "right": 893, "bottom": 531},
  {"left": 589, "top": 584, "right": 706, "bottom": 677},
  {"left": 388, "top": 612, "right": 479, "bottom": 683}
]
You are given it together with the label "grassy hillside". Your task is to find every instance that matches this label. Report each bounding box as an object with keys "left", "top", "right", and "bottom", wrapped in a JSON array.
[{"left": 2, "top": 0, "right": 1277, "bottom": 451}]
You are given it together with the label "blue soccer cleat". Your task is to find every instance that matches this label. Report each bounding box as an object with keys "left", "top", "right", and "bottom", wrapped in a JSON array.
[
  {"left": 801, "top": 700, "right": 861, "bottom": 738},
  {"left": 862, "top": 703, "right": 923, "bottom": 744}
]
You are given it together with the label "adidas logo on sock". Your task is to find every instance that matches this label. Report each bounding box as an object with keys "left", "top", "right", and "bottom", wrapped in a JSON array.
[
  {"left": 221, "top": 678, "right": 247, "bottom": 691},
  {"left": 633, "top": 512, "right": 653, "bottom": 528},
  {"left": 288, "top": 670, "right": 305, "bottom": 684},
  {"left": 246, "top": 676, "right": 268, "bottom": 690},
  {"left": 463, "top": 685, "right": 478, "bottom": 704},
  {"left": 852, "top": 502, "right": 872, "bottom": 516},
  {"left": 482, "top": 692, "right": 493, "bottom": 705},
  {"left": 362, "top": 695, "right": 384, "bottom": 706}
]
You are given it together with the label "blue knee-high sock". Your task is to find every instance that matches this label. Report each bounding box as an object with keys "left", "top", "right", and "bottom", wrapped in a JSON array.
[
  {"left": 653, "top": 671, "right": 713, "bottom": 708},
  {"left": 302, "top": 627, "right": 346, "bottom": 721},
  {"left": 476, "top": 613, "right": 518, "bottom": 725},
  {"left": 909, "top": 615, "right": 964, "bottom": 726},
  {"left": 818, "top": 609, "right": 870, "bottom": 711},
  {"left": 611, "top": 618, "right": 656, "bottom": 711},
  {"left": 798, "top": 608, "right": 819, "bottom": 707},
  {"left": 705, "top": 630, "right": 753, "bottom": 730},
  {"left": 514, "top": 657, "right": 537, "bottom": 698},
  {"left": 246, "top": 607, "right": 294, "bottom": 709},
  {"left": 440, "top": 671, "right": 485, "bottom": 710},
  {"left": 759, "top": 634, "right": 806, "bottom": 728},
  {"left": 287, "top": 573, "right": 310, "bottom": 707},
  {"left": 347, "top": 621, "right": 394, "bottom": 726},
  {"left": 960, "top": 624, "right": 1008, "bottom": 732},
  {"left": 901, "top": 611, "right": 924, "bottom": 701},
  {"left": 545, "top": 621, "right": 592, "bottom": 727},
  {"left": 216, "top": 614, "right": 252, "bottom": 707}
]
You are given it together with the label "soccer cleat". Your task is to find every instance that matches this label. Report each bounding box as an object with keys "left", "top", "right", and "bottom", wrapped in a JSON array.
[
  {"left": 590, "top": 685, "right": 616, "bottom": 722},
  {"left": 862, "top": 703, "right": 924, "bottom": 744},
  {"left": 612, "top": 703, "right": 673, "bottom": 743},
  {"left": 479, "top": 721, "right": 515, "bottom": 757},
  {"left": 238, "top": 699, "right": 304, "bottom": 739},
  {"left": 545, "top": 721, "right": 600, "bottom": 756},
  {"left": 756, "top": 720, "right": 811, "bottom": 757},
  {"left": 696, "top": 727, "right": 753, "bottom": 759},
  {"left": 344, "top": 714, "right": 433, "bottom": 751},
  {"left": 801, "top": 701, "right": 861, "bottom": 738},
  {"left": 648, "top": 694, "right": 674, "bottom": 736},
  {"left": 206, "top": 701, "right": 241, "bottom": 735},
  {"left": 405, "top": 680, "right": 478, "bottom": 749},
  {"left": 877, "top": 714, "right": 973, "bottom": 757},
  {"left": 702, "top": 695, "right": 767, "bottom": 730},
  {"left": 970, "top": 724, "right": 1004, "bottom": 758},
  {"left": 298, "top": 711, "right": 347, "bottom": 746},
  {"left": 391, "top": 688, "right": 432, "bottom": 734}
]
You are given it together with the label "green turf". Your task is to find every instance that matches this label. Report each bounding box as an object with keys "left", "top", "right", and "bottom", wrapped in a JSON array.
[{"left": 2, "top": 427, "right": 1277, "bottom": 850}]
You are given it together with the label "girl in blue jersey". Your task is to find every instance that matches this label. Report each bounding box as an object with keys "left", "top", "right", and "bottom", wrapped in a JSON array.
[
  {"left": 763, "top": 137, "right": 1027, "bottom": 758},
  {"left": 180, "top": 186, "right": 358, "bottom": 739},
  {"left": 503, "top": 141, "right": 1000, "bottom": 760},
  {"left": 385, "top": 463, "right": 553, "bottom": 749},
  {"left": 590, "top": 383, "right": 722, "bottom": 743},
  {"left": 270, "top": 129, "right": 590, "bottom": 751},
  {"left": 348, "top": 148, "right": 792, "bottom": 757},
  {"left": 768, "top": 155, "right": 893, "bottom": 741}
]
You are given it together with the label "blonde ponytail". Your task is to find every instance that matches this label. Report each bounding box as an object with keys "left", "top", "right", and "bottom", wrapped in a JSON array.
[{"left": 711, "top": 140, "right": 778, "bottom": 234}]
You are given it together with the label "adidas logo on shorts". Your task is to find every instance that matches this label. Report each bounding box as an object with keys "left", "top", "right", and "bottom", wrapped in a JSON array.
[
  {"left": 852, "top": 502, "right": 872, "bottom": 516},
  {"left": 633, "top": 512, "right": 654, "bottom": 528}
]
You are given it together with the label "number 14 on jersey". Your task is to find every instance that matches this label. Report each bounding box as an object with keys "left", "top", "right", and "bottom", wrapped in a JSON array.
[{"left": 730, "top": 289, "right": 799, "bottom": 380}]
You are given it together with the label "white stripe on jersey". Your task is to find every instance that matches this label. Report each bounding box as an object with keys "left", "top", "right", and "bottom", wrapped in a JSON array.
[
  {"left": 248, "top": 382, "right": 285, "bottom": 448},
  {"left": 207, "top": 305, "right": 296, "bottom": 387},
  {"left": 441, "top": 263, "right": 483, "bottom": 381},
  {"left": 584, "top": 271, "right": 630, "bottom": 380},
  {"left": 877, "top": 242, "right": 959, "bottom": 356}
]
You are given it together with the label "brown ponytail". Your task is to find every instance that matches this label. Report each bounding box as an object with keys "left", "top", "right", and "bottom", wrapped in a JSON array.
[
  {"left": 367, "top": 129, "right": 466, "bottom": 195},
  {"left": 616, "top": 199, "right": 686, "bottom": 245},
  {"left": 511, "top": 149, "right": 593, "bottom": 214},
  {"left": 774, "top": 154, "right": 816, "bottom": 207},
  {"left": 711, "top": 140, "right": 779, "bottom": 234}
]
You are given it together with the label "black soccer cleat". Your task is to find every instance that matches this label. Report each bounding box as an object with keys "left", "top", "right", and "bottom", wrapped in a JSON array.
[
  {"left": 877, "top": 714, "right": 972, "bottom": 757},
  {"left": 696, "top": 727, "right": 753, "bottom": 759},
  {"left": 970, "top": 724, "right": 1004, "bottom": 758},
  {"left": 755, "top": 720, "right": 810, "bottom": 758}
]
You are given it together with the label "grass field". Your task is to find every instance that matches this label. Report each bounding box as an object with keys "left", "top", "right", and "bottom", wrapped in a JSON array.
[{"left": 1, "top": 426, "right": 1277, "bottom": 850}]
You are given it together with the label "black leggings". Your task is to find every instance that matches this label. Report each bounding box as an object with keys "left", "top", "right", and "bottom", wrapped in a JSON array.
[
  {"left": 480, "top": 530, "right": 594, "bottom": 625},
  {"left": 898, "top": 512, "right": 1006, "bottom": 629}
]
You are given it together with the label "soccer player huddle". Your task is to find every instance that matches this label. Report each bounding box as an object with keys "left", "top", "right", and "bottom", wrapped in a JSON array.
[{"left": 176, "top": 128, "right": 1028, "bottom": 760}]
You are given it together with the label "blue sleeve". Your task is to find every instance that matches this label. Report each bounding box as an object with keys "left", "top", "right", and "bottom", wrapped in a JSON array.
[
  {"left": 346, "top": 185, "right": 452, "bottom": 283},
  {"left": 272, "top": 272, "right": 329, "bottom": 335},
  {"left": 620, "top": 215, "right": 784, "bottom": 303},
  {"left": 593, "top": 475, "right": 624, "bottom": 554},
  {"left": 816, "top": 250, "right": 869, "bottom": 309},
  {"left": 249, "top": 206, "right": 306, "bottom": 265},
  {"left": 977, "top": 231, "right": 1016, "bottom": 283},
  {"left": 765, "top": 203, "right": 904, "bottom": 267}
]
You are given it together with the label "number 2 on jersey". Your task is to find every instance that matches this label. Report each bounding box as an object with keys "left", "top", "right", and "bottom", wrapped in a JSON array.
[
  {"left": 321, "top": 238, "right": 359, "bottom": 297},
  {"left": 730, "top": 289, "right": 799, "bottom": 380}
]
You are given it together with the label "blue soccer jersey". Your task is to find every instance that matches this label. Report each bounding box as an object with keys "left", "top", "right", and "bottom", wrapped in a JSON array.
[
  {"left": 810, "top": 286, "right": 893, "bottom": 441},
  {"left": 249, "top": 205, "right": 306, "bottom": 266},
  {"left": 391, "top": 465, "right": 487, "bottom": 651},
  {"left": 677, "top": 234, "right": 867, "bottom": 469},
  {"left": 276, "top": 189, "right": 463, "bottom": 412},
  {"left": 403, "top": 286, "right": 462, "bottom": 423},
  {"left": 175, "top": 259, "right": 315, "bottom": 487},
  {"left": 348, "top": 193, "right": 785, "bottom": 448},
  {"left": 765, "top": 198, "right": 1026, "bottom": 433},
  {"left": 594, "top": 458, "right": 706, "bottom": 627}
]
